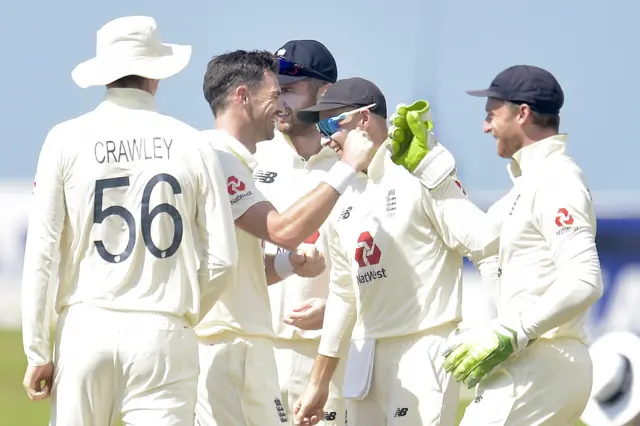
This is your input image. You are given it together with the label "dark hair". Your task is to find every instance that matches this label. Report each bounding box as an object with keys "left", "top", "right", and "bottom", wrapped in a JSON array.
[
  {"left": 107, "top": 75, "right": 148, "bottom": 89},
  {"left": 203, "top": 50, "right": 279, "bottom": 116}
]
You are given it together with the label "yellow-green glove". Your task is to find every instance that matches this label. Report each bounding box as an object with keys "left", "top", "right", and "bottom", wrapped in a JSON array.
[
  {"left": 387, "top": 100, "right": 434, "bottom": 172},
  {"left": 442, "top": 320, "right": 533, "bottom": 389}
]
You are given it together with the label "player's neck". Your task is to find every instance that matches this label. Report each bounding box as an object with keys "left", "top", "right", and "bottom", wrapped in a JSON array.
[
  {"left": 289, "top": 131, "right": 322, "bottom": 160},
  {"left": 214, "top": 115, "right": 258, "bottom": 154}
]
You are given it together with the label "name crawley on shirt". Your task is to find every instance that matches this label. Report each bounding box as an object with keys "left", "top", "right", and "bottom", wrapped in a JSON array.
[{"left": 93, "top": 137, "right": 173, "bottom": 163}]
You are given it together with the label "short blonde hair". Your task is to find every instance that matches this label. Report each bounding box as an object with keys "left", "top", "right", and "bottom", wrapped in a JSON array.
[{"left": 506, "top": 101, "right": 560, "bottom": 131}]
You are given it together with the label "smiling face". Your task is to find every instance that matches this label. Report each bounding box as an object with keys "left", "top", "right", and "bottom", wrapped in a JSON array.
[
  {"left": 248, "top": 70, "right": 283, "bottom": 141},
  {"left": 318, "top": 106, "right": 369, "bottom": 159},
  {"left": 483, "top": 97, "right": 527, "bottom": 158},
  {"left": 277, "top": 79, "right": 323, "bottom": 137}
]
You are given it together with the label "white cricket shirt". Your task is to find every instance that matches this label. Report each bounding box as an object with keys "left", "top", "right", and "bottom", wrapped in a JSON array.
[
  {"left": 490, "top": 134, "right": 602, "bottom": 343},
  {"left": 195, "top": 129, "right": 275, "bottom": 338},
  {"left": 22, "top": 89, "right": 237, "bottom": 366},
  {"left": 319, "top": 145, "right": 500, "bottom": 357},
  {"left": 254, "top": 131, "right": 339, "bottom": 340}
]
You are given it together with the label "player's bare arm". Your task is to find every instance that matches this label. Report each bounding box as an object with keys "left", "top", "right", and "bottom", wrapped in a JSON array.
[
  {"left": 235, "top": 130, "right": 375, "bottom": 250},
  {"left": 236, "top": 186, "right": 339, "bottom": 252}
]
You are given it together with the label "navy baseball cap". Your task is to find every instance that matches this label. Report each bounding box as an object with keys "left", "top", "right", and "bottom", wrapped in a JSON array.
[
  {"left": 467, "top": 65, "right": 564, "bottom": 115},
  {"left": 275, "top": 40, "right": 338, "bottom": 84},
  {"left": 297, "top": 77, "right": 387, "bottom": 123}
]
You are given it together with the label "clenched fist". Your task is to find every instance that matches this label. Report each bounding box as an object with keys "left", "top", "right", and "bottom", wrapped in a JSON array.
[{"left": 290, "top": 244, "right": 326, "bottom": 278}]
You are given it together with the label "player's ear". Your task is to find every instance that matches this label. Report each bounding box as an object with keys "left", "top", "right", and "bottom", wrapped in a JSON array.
[
  {"left": 234, "top": 85, "right": 250, "bottom": 106},
  {"left": 358, "top": 109, "right": 372, "bottom": 130}
]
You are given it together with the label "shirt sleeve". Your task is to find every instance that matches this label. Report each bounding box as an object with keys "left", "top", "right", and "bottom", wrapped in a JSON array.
[
  {"left": 215, "top": 149, "right": 269, "bottom": 221},
  {"left": 421, "top": 174, "right": 500, "bottom": 265},
  {"left": 195, "top": 142, "right": 239, "bottom": 316},
  {"left": 517, "top": 177, "right": 603, "bottom": 339},
  {"left": 22, "top": 126, "right": 66, "bottom": 366},
  {"left": 318, "top": 219, "right": 356, "bottom": 358}
]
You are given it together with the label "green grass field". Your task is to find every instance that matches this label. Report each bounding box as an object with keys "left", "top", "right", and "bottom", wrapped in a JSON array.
[{"left": 0, "top": 329, "right": 584, "bottom": 425}]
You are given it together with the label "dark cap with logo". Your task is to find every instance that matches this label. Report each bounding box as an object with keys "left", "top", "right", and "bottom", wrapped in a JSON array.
[
  {"left": 467, "top": 65, "right": 564, "bottom": 115},
  {"left": 297, "top": 77, "right": 387, "bottom": 123},
  {"left": 275, "top": 40, "right": 338, "bottom": 84}
]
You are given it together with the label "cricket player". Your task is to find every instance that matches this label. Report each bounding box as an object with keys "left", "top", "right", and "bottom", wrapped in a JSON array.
[
  {"left": 195, "top": 50, "right": 377, "bottom": 426},
  {"left": 442, "top": 65, "right": 604, "bottom": 425},
  {"left": 291, "top": 77, "right": 501, "bottom": 426},
  {"left": 254, "top": 40, "right": 347, "bottom": 426},
  {"left": 21, "top": 16, "right": 237, "bottom": 426}
]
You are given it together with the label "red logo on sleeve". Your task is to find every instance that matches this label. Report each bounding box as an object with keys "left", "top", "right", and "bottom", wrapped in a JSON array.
[
  {"left": 354, "top": 232, "right": 382, "bottom": 267},
  {"left": 304, "top": 231, "right": 320, "bottom": 244},
  {"left": 554, "top": 208, "right": 574, "bottom": 227},
  {"left": 227, "top": 176, "right": 246, "bottom": 195}
]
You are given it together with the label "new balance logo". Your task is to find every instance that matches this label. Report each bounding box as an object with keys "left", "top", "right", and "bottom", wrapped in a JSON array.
[
  {"left": 394, "top": 408, "right": 408, "bottom": 417},
  {"left": 254, "top": 170, "right": 278, "bottom": 183},
  {"left": 338, "top": 206, "right": 352, "bottom": 221},
  {"left": 324, "top": 412, "right": 337, "bottom": 421},
  {"left": 354, "top": 232, "right": 387, "bottom": 284}
]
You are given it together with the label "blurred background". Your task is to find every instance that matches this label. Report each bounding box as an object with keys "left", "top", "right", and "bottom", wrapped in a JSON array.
[{"left": 1, "top": 0, "right": 638, "bottom": 425}]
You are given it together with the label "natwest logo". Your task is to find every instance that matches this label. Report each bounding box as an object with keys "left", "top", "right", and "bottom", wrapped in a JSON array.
[
  {"left": 227, "top": 176, "right": 253, "bottom": 205},
  {"left": 354, "top": 231, "right": 387, "bottom": 284},
  {"left": 227, "top": 176, "right": 246, "bottom": 195},
  {"left": 555, "top": 207, "right": 574, "bottom": 227}
]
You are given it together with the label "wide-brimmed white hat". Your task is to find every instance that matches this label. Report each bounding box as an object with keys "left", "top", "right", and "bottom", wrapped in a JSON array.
[
  {"left": 581, "top": 331, "right": 640, "bottom": 426},
  {"left": 71, "top": 16, "right": 192, "bottom": 89}
]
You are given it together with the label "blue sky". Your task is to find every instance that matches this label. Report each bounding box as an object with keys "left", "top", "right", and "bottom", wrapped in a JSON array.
[{"left": 1, "top": 0, "right": 636, "bottom": 201}]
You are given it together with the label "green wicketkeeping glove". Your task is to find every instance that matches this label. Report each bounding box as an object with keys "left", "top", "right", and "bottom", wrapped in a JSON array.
[
  {"left": 387, "top": 100, "right": 434, "bottom": 172},
  {"left": 442, "top": 320, "right": 533, "bottom": 389}
]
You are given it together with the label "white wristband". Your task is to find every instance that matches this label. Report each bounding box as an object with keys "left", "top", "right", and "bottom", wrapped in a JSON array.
[
  {"left": 322, "top": 161, "right": 357, "bottom": 195},
  {"left": 274, "top": 251, "right": 295, "bottom": 279}
]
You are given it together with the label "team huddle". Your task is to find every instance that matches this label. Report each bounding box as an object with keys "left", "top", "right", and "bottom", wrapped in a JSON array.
[{"left": 20, "top": 15, "right": 604, "bottom": 426}]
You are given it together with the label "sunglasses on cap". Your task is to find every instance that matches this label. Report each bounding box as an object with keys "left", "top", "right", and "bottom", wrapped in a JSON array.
[
  {"left": 316, "top": 103, "right": 377, "bottom": 139},
  {"left": 277, "top": 58, "right": 332, "bottom": 81}
]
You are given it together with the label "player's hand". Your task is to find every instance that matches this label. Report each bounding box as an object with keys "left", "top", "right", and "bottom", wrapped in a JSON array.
[
  {"left": 293, "top": 383, "right": 329, "bottom": 425},
  {"left": 290, "top": 244, "right": 326, "bottom": 278},
  {"left": 284, "top": 298, "right": 326, "bottom": 330},
  {"left": 23, "top": 362, "right": 54, "bottom": 401},
  {"left": 334, "top": 129, "right": 377, "bottom": 172},
  {"left": 442, "top": 320, "right": 532, "bottom": 389},
  {"left": 387, "top": 100, "right": 434, "bottom": 172}
]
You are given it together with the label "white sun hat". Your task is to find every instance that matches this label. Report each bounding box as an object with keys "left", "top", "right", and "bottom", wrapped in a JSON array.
[
  {"left": 581, "top": 331, "right": 640, "bottom": 426},
  {"left": 71, "top": 16, "right": 192, "bottom": 89}
]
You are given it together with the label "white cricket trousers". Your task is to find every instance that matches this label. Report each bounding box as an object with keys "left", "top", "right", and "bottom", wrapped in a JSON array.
[
  {"left": 195, "top": 333, "right": 286, "bottom": 426},
  {"left": 50, "top": 304, "right": 199, "bottom": 426},
  {"left": 273, "top": 338, "right": 347, "bottom": 426},
  {"left": 459, "top": 337, "right": 592, "bottom": 426},
  {"left": 346, "top": 325, "right": 460, "bottom": 426}
]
